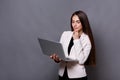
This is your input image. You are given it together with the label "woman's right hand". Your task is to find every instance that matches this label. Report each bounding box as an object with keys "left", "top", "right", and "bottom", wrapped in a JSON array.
[
  {"left": 50, "top": 53, "right": 62, "bottom": 63},
  {"left": 73, "top": 30, "right": 82, "bottom": 39}
]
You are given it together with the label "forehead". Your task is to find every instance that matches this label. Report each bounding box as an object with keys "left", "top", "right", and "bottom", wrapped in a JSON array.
[{"left": 72, "top": 15, "right": 80, "bottom": 20}]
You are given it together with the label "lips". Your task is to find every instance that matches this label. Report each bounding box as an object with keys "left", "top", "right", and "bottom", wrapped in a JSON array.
[{"left": 74, "top": 27, "right": 78, "bottom": 30}]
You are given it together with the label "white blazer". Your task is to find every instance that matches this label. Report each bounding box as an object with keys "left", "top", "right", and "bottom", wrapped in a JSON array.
[{"left": 58, "top": 31, "right": 91, "bottom": 78}]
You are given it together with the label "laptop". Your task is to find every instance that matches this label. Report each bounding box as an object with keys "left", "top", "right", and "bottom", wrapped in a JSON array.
[{"left": 38, "top": 38, "right": 76, "bottom": 61}]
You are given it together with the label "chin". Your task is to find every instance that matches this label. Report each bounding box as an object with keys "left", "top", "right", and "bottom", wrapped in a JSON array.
[{"left": 74, "top": 29, "right": 79, "bottom": 31}]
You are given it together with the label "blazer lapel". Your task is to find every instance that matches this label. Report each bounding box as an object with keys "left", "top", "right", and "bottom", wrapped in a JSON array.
[{"left": 65, "top": 32, "right": 73, "bottom": 56}]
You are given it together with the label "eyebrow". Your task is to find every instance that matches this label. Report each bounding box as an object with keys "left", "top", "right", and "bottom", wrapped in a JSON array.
[
  {"left": 76, "top": 20, "right": 80, "bottom": 21},
  {"left": 72, "top": 20, "right": 80, "bottom": 22}
]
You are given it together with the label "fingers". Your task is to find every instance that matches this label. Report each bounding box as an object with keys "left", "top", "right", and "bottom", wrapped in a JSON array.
[
  {"left": 50, "top": 53, "right": 56, "bottom": 59},
  {"left": 73, "top": 31, "right": 82, "bottom": 39},
  {"left": 50, "top": 53, "right": 62, "bottom": 63}
]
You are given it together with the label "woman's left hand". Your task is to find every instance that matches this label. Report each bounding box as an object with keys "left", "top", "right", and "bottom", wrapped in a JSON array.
[{"left": 50, "top": 53, "right": 62, "bottom": 63}]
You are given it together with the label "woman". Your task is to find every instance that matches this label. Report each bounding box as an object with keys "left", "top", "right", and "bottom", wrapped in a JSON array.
[{"left": 50, "top": 10, "right": 96, "bottom": 80}]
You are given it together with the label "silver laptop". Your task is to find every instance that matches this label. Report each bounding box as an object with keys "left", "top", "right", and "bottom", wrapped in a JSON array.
[{"left": 38, "top": 38, "right": 76, "bottom": 61}]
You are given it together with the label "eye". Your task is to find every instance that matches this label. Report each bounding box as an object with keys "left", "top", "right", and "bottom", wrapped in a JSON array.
[{"left": 76, "top": 20, "right": 81, "bottom": 23}]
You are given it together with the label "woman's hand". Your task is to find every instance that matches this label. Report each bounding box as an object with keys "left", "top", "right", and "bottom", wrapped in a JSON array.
[
  {"left": 50, "top": 53, "right": 62, "bottom": 63},
  {"left": 73, "top": 30, "right": 82, "bottom": 39}
]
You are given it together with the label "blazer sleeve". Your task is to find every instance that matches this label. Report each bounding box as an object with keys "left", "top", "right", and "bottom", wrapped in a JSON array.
[{"left": 69, "top": 35, "right": 91, "bottom": 64}]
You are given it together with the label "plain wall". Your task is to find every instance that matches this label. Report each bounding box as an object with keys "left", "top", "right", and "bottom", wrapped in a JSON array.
[{"left": 0, "top": 0, "right": 120, "bottom": 80}]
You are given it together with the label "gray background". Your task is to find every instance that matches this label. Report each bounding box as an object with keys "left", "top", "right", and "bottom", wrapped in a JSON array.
[{"left": 0, "top": 0, "right": 120, "bottom": 80}]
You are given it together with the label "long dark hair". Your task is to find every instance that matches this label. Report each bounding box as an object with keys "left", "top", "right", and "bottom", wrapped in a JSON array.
[{"left": 71, "top": 10, "right": 96, "bottom": 66}]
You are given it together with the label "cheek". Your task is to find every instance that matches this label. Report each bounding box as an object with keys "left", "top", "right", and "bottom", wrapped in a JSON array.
[
  {"left": 72, "top": 23, "right": 75, "bottom": 28},
  {"left": 76, "top": 24, "right": 82, "bottom": 29},
  {"left": 78, "top": 23, "right": 82, "bottom": 28},
  {"left": 79, "top": 25, "right": 82, "bottom": 28},
  {"left": 77, "top": 25, "right": 82, "bottom": 31}
]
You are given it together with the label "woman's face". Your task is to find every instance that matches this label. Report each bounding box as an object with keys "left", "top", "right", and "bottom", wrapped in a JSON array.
[{"left": 72, "top": 15, "right": 83, "bottom": 32}]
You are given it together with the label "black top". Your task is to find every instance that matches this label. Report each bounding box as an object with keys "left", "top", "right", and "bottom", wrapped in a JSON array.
[{"left": 68, "top": 37, "right": 74, "bottom": 55}]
